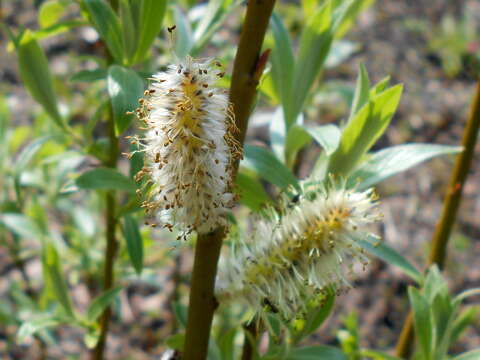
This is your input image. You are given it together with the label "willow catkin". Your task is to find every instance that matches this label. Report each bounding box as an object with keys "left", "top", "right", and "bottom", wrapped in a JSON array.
[
  {"left": 216, "top": 178, "right": 381, "bottom": 319},
  {"left": 130, "top": 57, "right": 242, "bottom": 238}
]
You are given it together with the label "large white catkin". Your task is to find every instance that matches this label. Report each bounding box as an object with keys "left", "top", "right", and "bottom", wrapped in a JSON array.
[
  {"left": 130, "top": 58, "right": 242, "bottom": 238},
  {"left": 216, "top": 179, "right": 381, "bottom": 319}
]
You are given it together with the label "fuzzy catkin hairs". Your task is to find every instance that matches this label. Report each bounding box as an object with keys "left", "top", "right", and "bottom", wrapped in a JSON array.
[
  {"left": 216, "top": 178, "right": 382, "bottom": 319},
  {"left": 127, "top": 57, "right": 242, "bottom": 239}
]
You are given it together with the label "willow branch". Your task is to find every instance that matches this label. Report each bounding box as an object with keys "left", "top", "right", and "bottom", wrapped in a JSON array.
[
  {"left": 229, "top": 0, "right": 275, "bottom": 146},
  {"left": 182, "top": 1, "right": 276, "bottom": 359},
  {"left": 241, "top": 319, "right": 260, "bottom": 360},
  {"left": 91, "top": 105, "right": 119, "bottom": 360},
  {"left": 396, "top": 80, "right": 480, "bottom": 358},
  {"left": 427, "top": 81, "right": 480, "bottom": 268},
  {"left": 90, "top": 1, "right": 121, "bottom": 357}
]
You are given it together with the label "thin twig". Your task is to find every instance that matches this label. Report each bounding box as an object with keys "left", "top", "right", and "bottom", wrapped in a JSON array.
[
  {"left": 396, "top": 80, "right": 480, "bottom": 358},
  {"left": 427, "top": 82, "right": 480, "bottom": 268},
  {"left": 241, "top": 319, "right": 259, "bottom": 360},
  {"left": 182, "top": 1, "right": 276, "bottom": 359},
  {"left": 91, "top": 105, "right": 119, "bottom": 360},
  {"left": 396, "top": 312, "right": 414, "bottom": 359},
  {"left": 90, "top": 2, "right": 120, "bottom": 357}
]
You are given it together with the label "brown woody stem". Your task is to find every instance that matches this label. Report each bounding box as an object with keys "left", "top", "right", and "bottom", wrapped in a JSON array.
[
  {"left": 183, "top": 1, "right": 276, "bottom": 359},
  {"left": 91, "top": 106, "right": 119, "bottom": 360},
  {"left": 241, "top": 319, "right": 260, "bottom": 360},
  {"left": 90, "top": 1, "right": 120, "bottom": 357},
  {"left": 229, "top": 1, "right": 276, "bottom": 147},
  {"left": 396, "top": 80, "right": 480, "bottom": 358}
]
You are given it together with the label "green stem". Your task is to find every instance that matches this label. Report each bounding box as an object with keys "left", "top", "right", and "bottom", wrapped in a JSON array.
[
  {"left": 182, "top": 1, "right": 276, "bottom": 359},
  {"left": 91, "top": 107, "right": 119, "bottom": 360},
  {"left": 396, "top": 80, "right": 480, "bottom": 358}
]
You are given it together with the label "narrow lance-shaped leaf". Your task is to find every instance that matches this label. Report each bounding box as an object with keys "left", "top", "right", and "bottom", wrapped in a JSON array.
[
  {"left": 17, "top": 317, "right": 62, "bottom": 343},
  {"left": 431, "top": 293, "right": 455, "bottom": 360},
  {"left": 358, "top": 234, "right": 422, "bottom": 284},
  {"left": 14, "top": 136, "right": 53, "bottom": 174},
  {"left": 302, "top": 124, "right": 341, "bottom": 156},
  {"left": 133, "top": 0, "right": 167, "bottom": 63},
  {"left": 82, "top": 0, "right": 124, "bottom": 63},
  {"left": 107, "top": 65, "right": 144, "bottom": 134},
  {"left": 38, "top": 0, "right": 70, "bottom": 28},
  {"left": 454, "top": 288, "right": 480, "bottom": 303},
  {"left": 123, "top": 215, "right": 144, "bottom": 275},
  {"left": 17, "top": 31, "right": 65, "bottom": 129},
  {"left": 129, "top": 143, "right": 144, "bottom": 179},
  {"left": 350, "top": 144, "right": 462, "bottom": 190},
  {"left": 119, "top": 0, "right": 137, "bottom": 64},
  {"left": 408, "top": 287, "right": 433, "bottom": 360},
  {"left": 34, "top": 20, "right": 88, "bottom": 41},
  {"left": 348, "top": 63, "right": 370, "bottom": 122},
  {"left": 265, "top": 313, "right": 283, "bottom": 339},
  {"left": 328, "top": 84, "right": 403, "bottom": 176},
  {"left": 370, "top": 76, "right": 391, "bottom": 97},
  {"left": 259, "top": 72, "right": 280, "bottom": 103},
  {"left": 76, "top": 167, "right": 137, "bottom": 193},
  {"left": 332, "top": 0, "right": 375, "bottom": 39},
  {"left": 288, "top": 3, "right": 333, "bottom": 126},
  {"left": 423, "top": 265, "right": 449, "bottom": 303},
  {"left": 242, "top": 145, "right": 300, "bottom": 190},
  {"left": 70, "top": 68, "right": 107, "bottom": 83},
  {"left": 173, "top": 301, "right": 188, "bottom": 329},
  {"left": 270, "top": 12, "right": 295, "bottom": 114},
  {"left": 174, "top": 6, "right": 193, "bottom": 59},
  {"left": 450, "top": 306, "right": 480, "bottom": 346},
  {"left": 285, "top": 124, "right": 312, "bottom": 167},
  {"left": 217, "top": 328, "right": 237, "bottom": 360},
  {"left": 13, "top": 136, "right": 54, "bottom": 200},
  {"left": 86, "top": 286, "right": 123, "bottom": 322},
  {"left": 192, "top": 0, "right": 234, "bottom": 55},
  {"left": 270, "top": 107, "right": 287, "bottom": 162},
  {"left": 235, "top": 170, "right": 271, "bottom": 211},
  {"left": 42, "top": 242, "right": 75, "bottom": 317},
  {"left": 293, "top": 288, "right": 335, "bottom": 343}
]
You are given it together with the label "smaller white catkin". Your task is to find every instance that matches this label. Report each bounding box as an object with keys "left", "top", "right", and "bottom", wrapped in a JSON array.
[
  {"left": 216, "top": 178, "right": 381, "bottom": 319},
  {"left": 129, "top": 57, "right": 242, "bottom": 238}
]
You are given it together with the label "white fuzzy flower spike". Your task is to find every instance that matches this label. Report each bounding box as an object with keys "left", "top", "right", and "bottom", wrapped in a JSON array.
[
  {"left": 130, "top": 57, "right": 242, "bottom": 238},
  {"left": 216, "top": 178, "right": 381, "bottom": 319}
]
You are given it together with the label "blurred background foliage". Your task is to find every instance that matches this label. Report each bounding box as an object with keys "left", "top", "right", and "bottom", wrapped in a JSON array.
[{"left": 0, "top": 0, "right": 479, "bottom": 359}]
